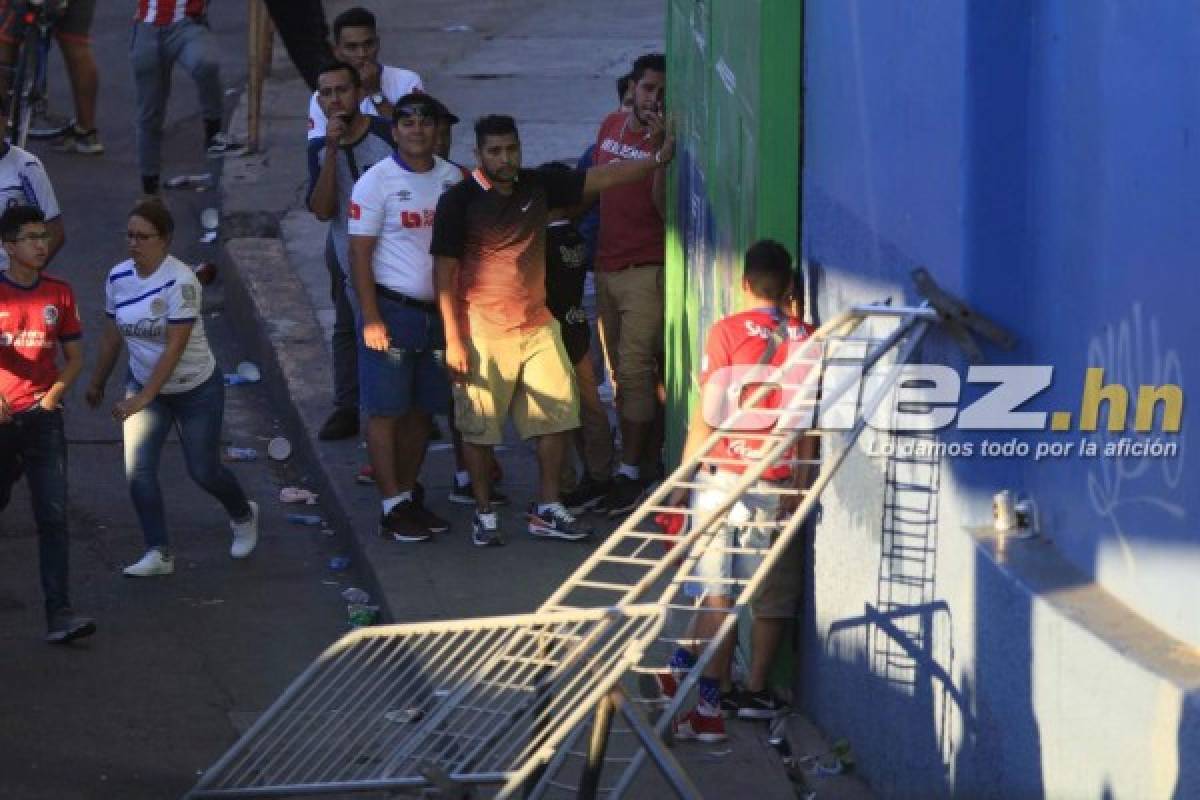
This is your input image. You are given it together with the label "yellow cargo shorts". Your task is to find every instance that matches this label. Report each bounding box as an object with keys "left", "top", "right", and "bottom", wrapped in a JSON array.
[{"left": 453, "top": 319, "right": 581, "bottom": 446}]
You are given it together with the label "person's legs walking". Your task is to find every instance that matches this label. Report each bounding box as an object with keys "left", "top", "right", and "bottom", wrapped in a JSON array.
[
  {"left": 20, "top": 412, "right": 69, "bottom": 616},
  {"left": 55, "top": 0, "right": 101, "bottom": 148},
  {"left": 170, "top": 371, "right": 258, "bottom": 558},
  {"left": 129, "top": 23, "right": 171, "bottom": 193},
  {"left": 171, "top": 372, "right": 253, "bottom": 519},
  {"left": 165, "top": 18, "right": 225, "bottom": 150},
  {"left": 122, "top": 389, "right": 175, "bottom": 573},
  {"left": 20, "top": 410, "right": 96, "bottom": 642}
]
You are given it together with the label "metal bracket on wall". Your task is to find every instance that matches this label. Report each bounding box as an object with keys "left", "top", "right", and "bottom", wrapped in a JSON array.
[{"left": 912, "top": 267, "right": 1017, "bottom": 362}]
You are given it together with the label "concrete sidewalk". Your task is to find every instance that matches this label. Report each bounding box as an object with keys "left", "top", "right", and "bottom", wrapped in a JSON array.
[{"left": 216, "top": 1, "right": 872, "bottom": 797}]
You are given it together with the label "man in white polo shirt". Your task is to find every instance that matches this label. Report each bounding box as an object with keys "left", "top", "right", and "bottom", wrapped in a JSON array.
[
  {"left": 348, "top": 93, "right": 463, "bottom": 545},
  {"left": 306, "top": 7, "right": 422, "bottom": 141}
]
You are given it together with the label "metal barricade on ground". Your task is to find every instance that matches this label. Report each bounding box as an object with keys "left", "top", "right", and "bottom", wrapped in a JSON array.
[{"left": 189, "top": 271, "right": 1012, "bottom": 799}]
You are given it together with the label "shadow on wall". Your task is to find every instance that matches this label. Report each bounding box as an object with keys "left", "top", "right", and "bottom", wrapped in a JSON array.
[
  {"left": 819, "top": 432, "right": 973, "bottom": 798},
  {"left": 805, "top": 429, "right": 1048, "bottom": 796}
]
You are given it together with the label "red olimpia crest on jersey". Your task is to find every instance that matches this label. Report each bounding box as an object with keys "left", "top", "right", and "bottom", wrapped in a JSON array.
[{"left": 349, "top": 202, "right": 362, "bottom": 220}]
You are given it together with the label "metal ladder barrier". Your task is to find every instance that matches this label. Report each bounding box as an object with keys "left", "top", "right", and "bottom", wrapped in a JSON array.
[
  {"left": 188, "top": 271, "right": 1011, "bottom": 799},
  {"left": 530, "top": 302, "right": 941, "bottom": 799}
]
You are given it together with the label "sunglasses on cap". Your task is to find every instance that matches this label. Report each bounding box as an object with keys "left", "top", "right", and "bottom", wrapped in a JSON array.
[{"left": 393, "top": 102, "right": 438, "bottom": 121}]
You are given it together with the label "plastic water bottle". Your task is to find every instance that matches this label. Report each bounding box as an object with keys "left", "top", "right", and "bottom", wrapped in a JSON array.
[{"left": 224, "top": 447, "right": 258, "bottom": 461}]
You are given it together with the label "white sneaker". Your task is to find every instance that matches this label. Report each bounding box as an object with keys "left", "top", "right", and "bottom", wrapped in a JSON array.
[
  {"left": 206, "top": 132, "right": 246, "bottom": 158},
  {"left": 230, "top": 501, "right": 259, "bottom": 559},
  {"left": 123, "top": 548, "right": 174, "bottom": 577}
]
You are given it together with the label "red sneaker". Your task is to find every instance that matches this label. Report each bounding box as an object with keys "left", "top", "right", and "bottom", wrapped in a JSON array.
[
  {"left": 672, "top": 708, "right": 727, "bottom": 743},
  {"left": 356, "top": 464, "right": 375, "bottom": 485}
]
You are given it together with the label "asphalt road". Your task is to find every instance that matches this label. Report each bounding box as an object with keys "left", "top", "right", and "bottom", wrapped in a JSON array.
[{"left": 0, "top": 6, "right": 369, "bottom": 798}]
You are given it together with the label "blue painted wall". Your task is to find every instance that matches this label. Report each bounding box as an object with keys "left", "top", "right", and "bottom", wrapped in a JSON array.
[
  {"left": 798, "top": 0, "right": 1198, "bottom": 795},
  {"left": 804, "top": 0, "right": 1196, "bottom": 644}
]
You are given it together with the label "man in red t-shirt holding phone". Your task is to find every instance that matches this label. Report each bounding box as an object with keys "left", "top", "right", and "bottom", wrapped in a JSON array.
[
  {"left": 0, "top": 205, "right": 95, "bottom": 644},
  {"left": 588, "top": 53, "right": 670, "bottom": 517},
  {"left": 659, "top": 240, "right": 818, "bottom": 743}
]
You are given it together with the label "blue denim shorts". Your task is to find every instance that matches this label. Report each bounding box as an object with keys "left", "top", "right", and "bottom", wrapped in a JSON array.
[{"left": 358, "top": 294, "right": 450, "bottom": 417}]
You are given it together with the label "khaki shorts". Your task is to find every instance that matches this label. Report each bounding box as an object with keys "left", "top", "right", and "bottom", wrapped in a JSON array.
[
  {"left": 684, "top": 469, "right": 801, "bottom": 619},
  {"left": 453, "top": 319, "right": 580, "bottom": 446}
]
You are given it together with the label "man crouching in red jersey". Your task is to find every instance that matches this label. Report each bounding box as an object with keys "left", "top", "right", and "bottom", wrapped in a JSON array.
[
  {"left": 0, "top": 205, "right": 95, "bottom": 644},
  {"left": 658, "top": 240, "right": 818, "bottom": 743}
]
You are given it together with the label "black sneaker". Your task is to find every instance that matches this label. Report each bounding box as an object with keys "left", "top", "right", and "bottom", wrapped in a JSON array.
[
  {"left": 380, "top": 501, "right": 432, "bottom": 543},
  {"left": 563, "top": 475, "right": 612, "bottom": 515},
  {"left": 472, "top": 509, "right": 504, "bottom": 547},
  {"left": 527, "top": 503, "right": 593, "bottom": 541},
  {"left": 318, "top": 407, "right": 360, "bottom": 440},
  {"left": 46, "top": 610, "right": 97, "bottom": 644},
  {"left": 725, "top": 687, "right": 785, "bottom": 720},
  {"left": 448, "top": 481, "right": 509, "bottom": 506},
  {"left": 410, "top": 497, "right": 450, "bottom": 533},
  {"left": 600, "top": 474, "right": 647, "bottom": 517}
]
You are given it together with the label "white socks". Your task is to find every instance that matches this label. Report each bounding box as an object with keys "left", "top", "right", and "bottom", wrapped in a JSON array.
[
  {"left": 617, "top": 463, "right": 640, "bottom": 480},
  {"left": 382, "top": 490, "right": 413, "bottom": 514}
]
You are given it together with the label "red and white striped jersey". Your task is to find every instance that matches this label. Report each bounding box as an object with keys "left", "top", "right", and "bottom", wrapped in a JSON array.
[{"left": 134, "top": 0, "right": 206, "bottom": 26}]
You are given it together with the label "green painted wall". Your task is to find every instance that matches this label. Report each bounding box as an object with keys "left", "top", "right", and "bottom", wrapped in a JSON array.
[
  {"left": 664, "top": 0, "right": 802, "bottom": 459},
  {"left": 663, "top": 0, "right": 803, "bottom": 690}
]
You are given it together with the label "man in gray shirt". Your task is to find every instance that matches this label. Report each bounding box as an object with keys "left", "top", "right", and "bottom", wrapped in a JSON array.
[{"left": 306, "top": 60, "right": 395, "bottom": 440}]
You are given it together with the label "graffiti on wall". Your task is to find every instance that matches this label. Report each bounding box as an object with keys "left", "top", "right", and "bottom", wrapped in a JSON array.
[{"left": 1085, "top": 302, "right": 1186, "bottom": 567}]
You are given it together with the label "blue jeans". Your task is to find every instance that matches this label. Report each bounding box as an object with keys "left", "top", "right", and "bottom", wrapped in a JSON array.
[
  {"left": 0, "top": 408, "right": 71, "bottom": 619},
  {"left": 357, "top": 292, "right": 450, "bottom": 417},
  {"left": 123, "top": 369, "right": 252, "bottom": 550},
  {"left": 129, "top": 17, "right": 223, "bottom": 176}
]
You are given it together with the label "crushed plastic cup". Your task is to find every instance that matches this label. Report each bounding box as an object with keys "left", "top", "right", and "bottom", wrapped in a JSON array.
[
  {"left": 165, "top": 173, "right": 211, "bottom": 189},
  {"left": 223, "top": 447, "right": 258, "bottom": 462},
  {"left": 341, "top": 587, "right": 370, "bottom": 604},
  {"left": 200, "top": 207, "right": 220, "bottom": 230},
  {"left": 267, "top": 436, "right": 292, "bottom": 461},
  {"left": 279, "top": 486, "right": 318, "bottom": 504},
  {"left": 383, "top": 708, "right": 425, "bottom": 724},
  {"left": 236, "top": 362, "right": 261, "bottom": 382},
  {"left": 347, "top": 603, "right": 379, "bottom": 627}
]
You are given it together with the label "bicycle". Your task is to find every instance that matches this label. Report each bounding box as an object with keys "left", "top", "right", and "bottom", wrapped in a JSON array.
[{"left": 3, "top": 0, "right": 72, "bottom": 148}]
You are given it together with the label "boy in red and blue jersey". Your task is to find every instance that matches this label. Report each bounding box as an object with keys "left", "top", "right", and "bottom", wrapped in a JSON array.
[
  {"left": 0, "top": 205, "right": 94, "bottom": 644},
  {"left": 661, "top": 239, "right": 819, "bottom": 742}
]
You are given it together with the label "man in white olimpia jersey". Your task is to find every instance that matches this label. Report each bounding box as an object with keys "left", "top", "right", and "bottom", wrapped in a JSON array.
[{"left": 348, "top": 94, "right": 462, "bottom": 545}]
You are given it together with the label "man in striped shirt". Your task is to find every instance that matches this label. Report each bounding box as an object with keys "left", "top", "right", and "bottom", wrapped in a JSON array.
[{"left": 130, "top": 0, "right": 240, "bottom": 195}]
